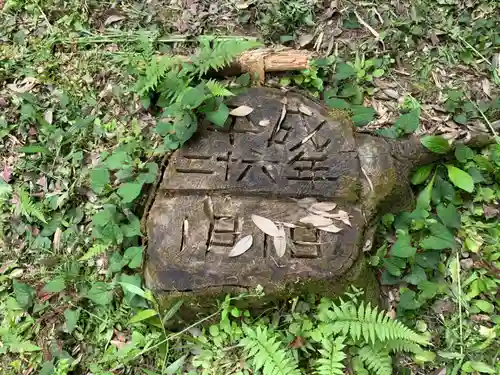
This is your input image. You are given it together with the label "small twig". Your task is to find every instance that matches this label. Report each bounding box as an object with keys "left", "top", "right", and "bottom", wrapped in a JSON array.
[
  {"left": 466, "top": 94, "right": 498, "bottom": 138},
  {"left": 457, "top": 36, "right": 491, "bottom": 66},
  {"left": 36, "top": 4, "right": 54, "bottom": 33},
  {"left": 360, "top": 166, "right": 374, "bottom": 192},
  {"left": 353, "top": 10, "right": 384, "bottom": 49}
]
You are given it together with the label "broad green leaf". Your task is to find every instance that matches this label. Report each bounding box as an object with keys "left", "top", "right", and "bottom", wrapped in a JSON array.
[
  {"left": 372, "top": 68, "right": 384, "bottom": 77},
  {"left": 162, "top": 300, "right": 184, "bottom": 325},
  {"left": 416, "top": 171, "right": 436, "bottom": 211},
  {"left": 42, "top": 276, "right": 65, "bottom": 293},
  {"left": 117, "top": 181, "right": 143, "bottom": 203},
  {"left": 437, "top": 203, "right": 460, "bottom": 229},
  {"left": 398, "top": 289, "right": 420, "bottom": 310},
  {"left": 166, "top": 355, "right": 187, "bottom": 375},
  {"left": 421, "top": 222, "right": 456, "bottom": 250},
  {"left": 13, "top": 280, "right": 34, "bottom": 309},
  {"left": 90, "top": 167, "right": 110, "bottom": 193},
  {"left": 129, "top": 308, "right": 158, "bottom": 324},
  {"left": 376, "top": 127, "right": 399, "bottom": 139},
  {"left": 19, "top": 144, "right": 49, "bottom": 154},
  {"left": 432, "top": 176, "right": 456, "bottom": 204},
  {"left": 350, "top": 106, "right": 376, "bottom": 127},
  {"left": 64, "top": 308, "right": 80, "bottom": 334},
  {"left": 462, "top": 361, "right": 495, "bottom": 374},
  {"left": 105, "top": 150, "right": 131, "bottom": 170},
  {"left": 181, "top": 87, "right": 205, "bottom": 109},
  {"left": 455, "top": 143, "right": 474, "bottom": 163},
  {"left": 473, "top": 300, "right": 494, "bottom": 313},
  {"left": 335, "top": 63, "right": 356, "bottom": 80},
  {"left": 121, "top": 215, "right": 142, "bottom": 238},
  {"left": 10, "top": 341, "right": 41, "bottom": 353},
  {"left": 205, "top": 103, "right": 229, "bottom": 127},
  {"left": 403, "top": 266, "right": 427, "bottom": 285},
  {"left": 109, "top": 251, "right": 126, "bottom": 273},
  {"left": 411, "top": 164, "right": 434, "bottom": 185},
  {"left": 87, "top": 282, "right": 113, "bottom": 305},
  {"left": 420, "top": 135, "right": 451, "bottom": 154},
  {"left": 446, "top": 165, "right": 474, "bottom": 192},
  {"left": 119, "top": 281, "right": 147, "bottom": 299},
  {"left": 123, "top": 246, "right": 144, "bottom": 269},
  {"left": 39, "top": 361, "right": 55, "bottom": 375},
  {"left": 453, "top": 113, "right": 467, "bottom": 125},
  {"left": 417, "top": 280, "right": 439, "bottom": 300},
  {"left": 389, "top": 231, "right": 416, "bottom": 258},
  {"left": 394, "top": 108, "right": 420, "bottom": 134},
  {"left": 325, "top": 97, "right": 350, "bottom": 109}
]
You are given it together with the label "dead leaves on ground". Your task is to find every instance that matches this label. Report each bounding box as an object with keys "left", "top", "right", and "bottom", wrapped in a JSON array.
[{"left": 228, "top": 201, "right": 349, "bottom": 258}]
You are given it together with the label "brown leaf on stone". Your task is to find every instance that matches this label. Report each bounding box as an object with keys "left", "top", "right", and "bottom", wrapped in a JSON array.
[
  {"left": 311, "top": 202, "right": 337, "bottom": 212},
  {"left": 296, "top": 197, "right": 317, "bottom": 208},
  {"left": 483, "top": 204, "right": 499, "bottom": 219},
  {"left": 229, "top": 235, "right": 253, "bottom": 257},
  {"left": 298, "top": 103, "right": 313, "bottom": 116},
  {"left": 258, "top": 119, "right": 270, "bottom": 127},
  {"left": 251, "top": 214, "right": 280, "bottom": 237},
  {"left": 319, "top": 224, "right": 343, "bottom": 233},
  {"left": 273, "top": 224, "right": 286, "bottom": 257},
  {"left": 203, "top": 196, "right": 215, "bottom": 223},
  {"left": 471, "top": 314, "right": 491, "bottom": 322},
  {"left": 300, "top": 215, "right": 333, "bottom": 227},
  {"left": 230, "top": 105, "right": 254, "bottom": 117}
]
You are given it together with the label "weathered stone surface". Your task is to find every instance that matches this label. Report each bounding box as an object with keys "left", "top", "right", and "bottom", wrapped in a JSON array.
[{"left": 145, "top": 87, "right": 435, "bottom": 310}]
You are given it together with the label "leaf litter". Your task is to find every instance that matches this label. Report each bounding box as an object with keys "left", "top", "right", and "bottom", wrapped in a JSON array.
[
  {"left": 229, "top": 235, "right": 253, "bottom": 257},
  {"left": 230, "top": 105, "right": 254, "bottom": 117}
]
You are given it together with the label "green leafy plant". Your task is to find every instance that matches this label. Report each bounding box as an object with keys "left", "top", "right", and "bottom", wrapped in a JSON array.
[{"left": 135, "top": 38, "right": 261, "bottom": 151}]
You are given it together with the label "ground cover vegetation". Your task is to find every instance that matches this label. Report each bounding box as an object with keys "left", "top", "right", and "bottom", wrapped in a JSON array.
[{"left": 0, "top": 0, "right": 498, "bottom": 374}]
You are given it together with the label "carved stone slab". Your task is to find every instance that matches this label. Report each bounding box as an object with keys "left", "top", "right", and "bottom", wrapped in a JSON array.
[{"left": 146, "top": 88, "right": 364, "bottom": 293}]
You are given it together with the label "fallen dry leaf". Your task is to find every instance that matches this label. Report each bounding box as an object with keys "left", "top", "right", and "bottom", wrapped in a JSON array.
[
  {"left": 273, "top": 224, "right": 286, "bottom": 257},
  {"left": 43, "top": 109, "right": 53, "bottom": 125},
  {"left": 311, "top": 202, "right": 337, "bottom": 212},
  {"left": 296, "top": 197, "right": 317, "bottom": 208},
  {"left": 298, "top": 104, "right": 313, "bottom": 116},
  {"left": 319, "top": 224, "right": 343, "bottom": 233},
  {"left": 228, "top": 235, "right": 253, "bottom": 257},
  {"left": 259, "top": 119, "right": 270, "bottom": 126},
  {"left": 203, "top": 196, "right": 214, "bottom": 223},
  {"left": 104, "top": 15, "right": 126, "bottom": 26},
  {"left": 483, "top": 205, "right": 499, "bottom": 219},
  {"left": 331, "top": 210, "right": 351, "bottom": 227},
  {"left": 251, "top": 214, "right": 280, "bottom": 237},
  {"left": 52, "top": 227, "right": 62, "bottom": 251},
  {"left": 7, "top": 77, "right": 37, "bottom": 93},
  {"left": 230, "top": 105, "right": 254, "bottom": 117},
  {"left": 288, "top": 336, "right": 306, "bottom": 349},
  {"left": 300, "top": 215, "right": 333, "bottom": 227},
  {"left": 298, "top": 34, "right": 314, "bottom": 48}
]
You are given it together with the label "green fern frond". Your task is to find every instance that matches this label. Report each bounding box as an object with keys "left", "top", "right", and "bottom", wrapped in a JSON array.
[
  {"left": 192, "top": 38, "right": 262, "bottom": 77},
  {"left": 156, "top": 70, "right": 191, "bottom": 106},
  {"left": 16, "top": 188, "right": 46, "bottom": 223},
  {"left": 357, "top": 346, "right": 392, "bottom": 375},
  {"left": 321, "top": 301, "right": 428, "bottom": 346},
  {"left": 205, "top": 79, "right": 234, "bottom": 97},
  {"left": 383, "top": 338, "right": 423, "bottom": 354},
  {"left": 79, "top": 242, "right": 109, "bottom": 261},
  {"left": 241, "top": 325, "right": 300, "bottom": 375},
  {"left": 137, "top": 56, "right": 180, "bottom": 95},
  {"left": 315, "top": 336, "right": 346, "bottom": 375}
]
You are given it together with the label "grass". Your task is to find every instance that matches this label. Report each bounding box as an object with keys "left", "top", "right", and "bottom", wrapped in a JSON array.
[{"left": 0, "top": 0, "right": 499, "bottom": 374}]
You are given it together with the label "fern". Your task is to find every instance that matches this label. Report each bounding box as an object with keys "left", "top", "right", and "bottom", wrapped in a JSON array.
[
  {"left": 136, "top": 56, "right": 180, "bottom": 96},
  {"left": 320, "top": 300, "right": 428, "bottom": 346},
  {"left": 383, "top": 338, "right": 423, "bottom": 354},
  {"left": 205, "top": 79, "right": 235, "bottom": 97},
  {"left": 357, "top": 345, "right": 392, "bottom": 375},
  {"left": 315, "top": 337, "right": 346, "bottom": 375},
  {"left": 191, "top": 38, "right": 262, "bottom": 76},
  {"left": 79, "top": 242, "right": 109, "bottom": 261},
  {"left": 16, "top": 188, "right": 46, "bottom": 223},
  {"left": 241, "top": 325, "right": 300, "bottom": 375}
]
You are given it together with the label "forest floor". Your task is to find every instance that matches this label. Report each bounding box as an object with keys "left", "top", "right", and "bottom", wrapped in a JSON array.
[{"left": 0, "top": 1, "right": 499, "bottom": 374}]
